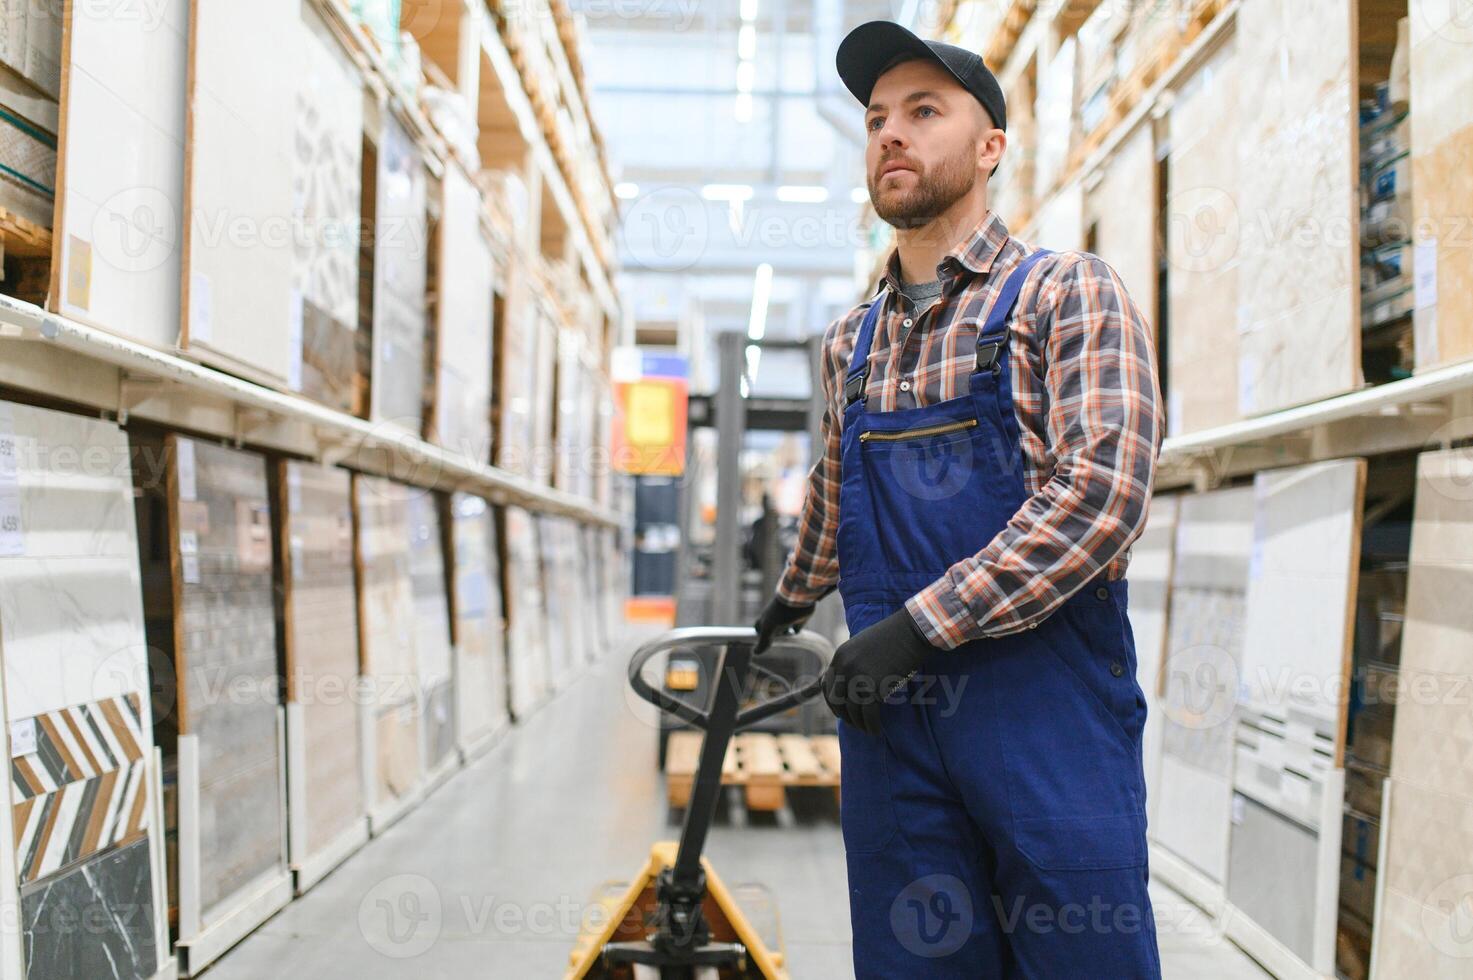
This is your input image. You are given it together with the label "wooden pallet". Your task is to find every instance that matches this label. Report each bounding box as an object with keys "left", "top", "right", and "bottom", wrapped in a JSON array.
[{"left": 665, "top": 731, "right": 841, "bottom": 812}]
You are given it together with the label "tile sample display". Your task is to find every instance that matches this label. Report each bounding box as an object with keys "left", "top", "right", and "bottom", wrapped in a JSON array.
[
  {"left": 1408, "top": 0, "right": 1473, "bottom": 370},
  {"left": 1153, "top": 484, "right": 1254, "bottom": 886},
  {"left": 1374, "top": 447, "right": 1473, "bottom": 974},
  {"left": 367, "top": 112, "right": 430, "bottom": 433},
  {"left": 449, "top": 493, "right": 508, "bottom": 750},
  {"left": 169, "top": 437, "right": 284, "bottom": 920},
  {"left": 0, "top": 403, "right": 155, "bottom": 720},
  {"left": 579, "top": 524, "right": 603, "bottom": 664},
  {"left": 0, "top": 401, "right": 168, "bottom": 979},
  {"left": 10, "top": 694, "right": 149, "bottom": 884},
  {"left": 1126, "top": 492, "right": 1178, "bottom": 828},
  {"left": 1084, "top": 120, "right": 1156, "bottom": 342},
  {"left": 530, "top": 310, "right": 558, "bottom": 484},
  {"left": 181, "top": 0, "right": 298, "bottom": 385},
  {"left": 292, "top": 3, "right": 364, "bottom": 412},
  {"left": 428, "top": 162, "right": 494, "bottom": 460},
  {"left": 1236, "top": 459, "right": 1365, "bottom": 774},
  {"left": 1232, "top": 0, "right": 1361, "bottom": 414},
  {"left": 19, "top": 836, "right": 159, "bottom": 980},
  {"left": 278, "top": 461, "right": 363, "bottom": 862},
  {"left": 353, "top": 475, "right": 421, "bottom": 810},
  {"left": 494, "top": 261, "right": 540, "bottom": 477},
  {"left": 502, "top": 506, "right": 549, "bottom": 719},
  {"left": 1225, "top": 460, "right": 1363, "bottom": 975},
  {"left": 50, "top": 0, "right": 188, "bottom": 350},
  {"left": 407, "top": 491, "right": 454, "bottom": 770},
  {"left": 1167, "top": 35, "right": 1240, "bottom": 436},
  {"left": 538, "top": 516, "right": 573, "bottom": 690}
]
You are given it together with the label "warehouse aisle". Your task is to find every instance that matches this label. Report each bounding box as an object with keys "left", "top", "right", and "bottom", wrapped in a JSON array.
[{"left": 205, "top": 629, "right": 1268, "bottom": 979}]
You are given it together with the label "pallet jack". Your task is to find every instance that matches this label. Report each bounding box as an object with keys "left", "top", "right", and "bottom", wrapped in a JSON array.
[{"left": 566, "top": 626, "right": 834, "bottom": 979}]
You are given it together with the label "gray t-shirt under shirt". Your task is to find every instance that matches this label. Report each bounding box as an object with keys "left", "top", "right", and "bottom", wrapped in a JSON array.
[{"left": 899, "top": 278, "right": 943, "bottom": 318}]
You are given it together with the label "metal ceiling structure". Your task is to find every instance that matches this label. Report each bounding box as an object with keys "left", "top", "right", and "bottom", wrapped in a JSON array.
[{"left": 574, "top": 0, "right": 905, "bottom": 396}]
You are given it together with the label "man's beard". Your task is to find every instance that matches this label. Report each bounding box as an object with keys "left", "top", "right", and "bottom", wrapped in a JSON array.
[{"left": 870, "top": 146, "right": 976, "bottom": 232}]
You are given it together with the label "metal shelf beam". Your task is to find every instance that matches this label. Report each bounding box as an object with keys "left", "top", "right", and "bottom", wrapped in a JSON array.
[{"left": 0, "top": 295, "right": 621, "bottom": 527}]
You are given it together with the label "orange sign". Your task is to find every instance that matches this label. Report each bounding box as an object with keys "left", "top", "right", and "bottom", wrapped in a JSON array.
[{"left": 612, "top": 375, "right": 688, "bottom": 476}]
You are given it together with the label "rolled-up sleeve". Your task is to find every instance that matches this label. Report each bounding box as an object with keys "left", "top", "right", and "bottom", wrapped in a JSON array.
[{"left": 905, "top": 254, "right": 1165, "bottom": 649}]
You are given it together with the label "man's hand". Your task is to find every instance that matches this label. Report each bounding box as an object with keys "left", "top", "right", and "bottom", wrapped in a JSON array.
[
  {"left": 753, "top": 594, "right": 815, "bottom": 654},
  {"left": 822, "top": 609, "right": 935, "bottom": 735}
]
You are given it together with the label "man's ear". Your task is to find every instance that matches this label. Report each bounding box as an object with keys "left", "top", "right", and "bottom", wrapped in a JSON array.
[{"left": 980, "top": 129, "right": 1007, "bottom": 179}]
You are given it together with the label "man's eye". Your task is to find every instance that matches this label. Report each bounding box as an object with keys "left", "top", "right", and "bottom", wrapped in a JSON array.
[
  {"left": 917, "top": 106, "right": 936, "bottom": 118},
  {"left": 867, "top": 117, "right": 883, "bottom": 131}
]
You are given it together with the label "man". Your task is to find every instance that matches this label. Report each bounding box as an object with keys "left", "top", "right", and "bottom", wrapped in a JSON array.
[{"left": 753, "top": 21, "right": 1165, "bottom": 979}]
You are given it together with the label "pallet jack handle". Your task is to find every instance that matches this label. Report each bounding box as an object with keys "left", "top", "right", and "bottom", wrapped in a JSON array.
[{"left": 613, "top": 628, "right": 833, "bottom": 975}]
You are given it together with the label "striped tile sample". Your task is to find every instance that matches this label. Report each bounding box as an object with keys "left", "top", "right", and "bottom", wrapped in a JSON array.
[
  {"left": 407, "top": 491, "right": 453, "bottom": 768},
  {"left": 354, "top": 475, "right": 421, "bottom": 805},
  {"left": 502, "top": 506, "right": 549, "bottom": 719},
  {"left": 1153, "top": 484, "right": 1254, "bottom": 885},
  {"left": 449, "top": 493, "right": 508, "bottom": 748},
  {"left": 10, "top": 694, "right": 148, "bottom": 884},
  {"left": 280, "top": 461, "right": 363, "bottom": 858},
  {"left": 172, "top": 437, "right": 284, "bottom": 919}
]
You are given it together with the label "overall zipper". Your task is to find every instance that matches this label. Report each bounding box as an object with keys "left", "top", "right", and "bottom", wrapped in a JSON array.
[{"left": 859, "top": 418, "right": 978, "bottom": 442}]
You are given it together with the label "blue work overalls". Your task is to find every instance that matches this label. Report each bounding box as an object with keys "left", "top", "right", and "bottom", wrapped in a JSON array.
[{"left": 834, "top": 248, "right": 1161, "bottom": 978}]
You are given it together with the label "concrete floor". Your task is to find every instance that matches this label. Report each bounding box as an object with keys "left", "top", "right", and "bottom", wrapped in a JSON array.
[{"left": 203, "top": 632, "right": 1271, "bottom": 978}]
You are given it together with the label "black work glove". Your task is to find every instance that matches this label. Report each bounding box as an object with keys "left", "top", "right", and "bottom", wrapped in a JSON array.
[
  {"left": 822, "top": 609, "right": 936, "bottom": 735},
  {"left": 752, "top": 594, "right": 814, "bottom": 654}
]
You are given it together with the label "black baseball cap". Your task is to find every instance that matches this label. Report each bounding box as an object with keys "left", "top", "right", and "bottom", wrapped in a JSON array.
[{"left": 836, "top": 21, "right": 1007, "bottom": 132}]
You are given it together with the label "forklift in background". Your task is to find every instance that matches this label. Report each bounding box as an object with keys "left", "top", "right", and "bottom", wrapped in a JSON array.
[{"left": 657, "top": 333, "right": 847, "bottom": 771}]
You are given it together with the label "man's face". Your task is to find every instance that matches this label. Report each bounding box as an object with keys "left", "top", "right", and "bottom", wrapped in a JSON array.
[{"left": 863, "top": 58, "right": 995, "bottom": 230}]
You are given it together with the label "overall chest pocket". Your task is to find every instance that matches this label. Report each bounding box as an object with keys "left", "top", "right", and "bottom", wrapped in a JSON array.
[{"left": 850, "top": 422, "right": 1003, "bottom": 574}]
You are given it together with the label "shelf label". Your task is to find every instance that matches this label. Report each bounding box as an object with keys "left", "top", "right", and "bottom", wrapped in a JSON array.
[
  {"left": 176, "top": 439, "right": 197, "bottom": 501},
  {"left": 9, "top": 718, "right": 36, "bottom": 758},
  {"left": 0, "top": 403, "right": 23, "bottom": 556}
]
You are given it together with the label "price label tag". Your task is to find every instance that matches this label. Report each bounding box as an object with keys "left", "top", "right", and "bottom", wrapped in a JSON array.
[{"left": 0, "top": 404, "right": 23, "bottom": 556}]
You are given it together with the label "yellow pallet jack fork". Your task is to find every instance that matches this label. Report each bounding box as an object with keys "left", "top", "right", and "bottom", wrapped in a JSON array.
[{"left": 566, "top": 627, "right": 833, "bottom": 980}]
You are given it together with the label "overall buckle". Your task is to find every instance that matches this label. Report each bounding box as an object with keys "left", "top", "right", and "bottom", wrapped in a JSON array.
[
  {"left": 844, "top": 372, "right": 867, "bottom": 405},
  {"left": 975, "top": 327, "right": 1009, "bottom": 373}
]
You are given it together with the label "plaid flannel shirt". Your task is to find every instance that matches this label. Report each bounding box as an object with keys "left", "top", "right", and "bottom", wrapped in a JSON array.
[{"left": 776, "top": 210, "right": 1165, "bottom": 650}]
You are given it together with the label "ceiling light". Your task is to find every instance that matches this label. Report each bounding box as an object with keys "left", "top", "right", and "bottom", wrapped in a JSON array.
[
  {"left": 777, "top": 185, "right": 828, "bottom": 204},
  {"left": 701, "top": 183, "right": 754, "bottom": 201},
  {"left": 738, "top": 24, "right": 756, "bottom": 60}
]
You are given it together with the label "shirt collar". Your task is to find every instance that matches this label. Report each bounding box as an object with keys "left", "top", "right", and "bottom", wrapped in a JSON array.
[{"left": 880, "top": 210, "right": 1012, "bottom": 295}]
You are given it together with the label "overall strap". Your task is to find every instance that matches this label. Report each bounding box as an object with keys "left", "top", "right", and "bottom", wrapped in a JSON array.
[
  {"left": 843, "top": 292, "right": 885, "bottom": 407},
  {"left": 974, "top": 248, "right": 1052, "bottom": 374}
]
